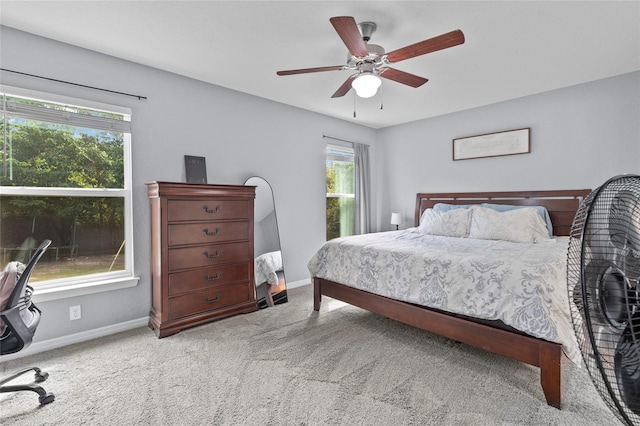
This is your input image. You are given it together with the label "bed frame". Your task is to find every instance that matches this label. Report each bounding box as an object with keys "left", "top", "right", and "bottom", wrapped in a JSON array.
[{"left": 313, "top": 189, "right": 591, "bottom": 409}]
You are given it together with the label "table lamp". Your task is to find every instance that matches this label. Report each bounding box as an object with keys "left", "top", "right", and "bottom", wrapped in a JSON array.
[{"left": 390, "top": 213, "right": 402, "bottom": 230}]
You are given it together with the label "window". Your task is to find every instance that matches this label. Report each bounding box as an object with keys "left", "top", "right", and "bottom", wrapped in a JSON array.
[
  {"left": 0, "top": 86, "right": 136, "bottom": 300},
  {"left": 326, "top": 144, "right": 355, "bottom": 240}
]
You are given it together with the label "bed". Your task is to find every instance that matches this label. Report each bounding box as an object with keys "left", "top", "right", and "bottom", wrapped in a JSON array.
[{"left": 308, "top": 189, "right": 591, "bottom": 409}]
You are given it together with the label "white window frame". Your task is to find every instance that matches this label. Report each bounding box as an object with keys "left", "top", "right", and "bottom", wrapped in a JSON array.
[{"left": 1, "top": 85, "right": 139, "bottom": 302}]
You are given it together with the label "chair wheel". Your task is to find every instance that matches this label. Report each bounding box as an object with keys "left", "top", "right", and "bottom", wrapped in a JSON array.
[
  {"left": 34, "top": 371, "right": 49, "bottom": 383},
  {"left": 39, "top": 393, "right": 55, "bottom": 405}
]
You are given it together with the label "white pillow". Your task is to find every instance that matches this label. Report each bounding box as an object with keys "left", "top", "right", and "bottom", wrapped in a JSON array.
[
  {"left": 468, "top": 206, "right": 552, "bottom": 243},
  {"left": 419, "top": 208, "right": 471, "bottom": 238}
]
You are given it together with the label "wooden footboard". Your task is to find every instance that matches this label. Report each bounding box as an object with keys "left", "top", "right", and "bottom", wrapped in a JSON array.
[{"left": 313, "top": 277, "right": 562, "bottom": 408}]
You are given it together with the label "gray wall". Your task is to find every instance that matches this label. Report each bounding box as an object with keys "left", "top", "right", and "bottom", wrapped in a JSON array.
[
  {"left": 1, "top": 25, "right": 638, "bottom": 347},
  {"left": 0, "top": 26, "right": 377, "bottom": 343},
  {"left": 374, "top": 71, "right": 640, "bottom": 231}
]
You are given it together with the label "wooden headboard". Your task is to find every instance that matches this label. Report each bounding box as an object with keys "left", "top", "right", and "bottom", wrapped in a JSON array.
[{"left": 415, "top": 189, "right": 592, "bottom": 236}]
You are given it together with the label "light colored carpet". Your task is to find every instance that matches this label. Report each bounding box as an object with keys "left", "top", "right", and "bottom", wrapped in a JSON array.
[{"left": 0, "top": 284, "right": 621, "bottom": 425}]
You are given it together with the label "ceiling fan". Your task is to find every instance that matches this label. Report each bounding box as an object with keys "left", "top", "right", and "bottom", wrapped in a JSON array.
[{"left": 276, "top": 16, "right": 465, "bottom": 99}]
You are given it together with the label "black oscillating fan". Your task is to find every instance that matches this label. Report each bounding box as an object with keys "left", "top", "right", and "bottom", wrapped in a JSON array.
[{"left": 568, "top": 174, "right": 640, "bottom": 426}]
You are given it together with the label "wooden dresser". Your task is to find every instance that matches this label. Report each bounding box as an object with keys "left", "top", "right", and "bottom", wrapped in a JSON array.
[{"left": 147, "top": 181, "right": 257, "bottom": 338}]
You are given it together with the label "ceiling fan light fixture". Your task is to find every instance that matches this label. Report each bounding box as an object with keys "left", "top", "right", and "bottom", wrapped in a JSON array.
[{"left": 352, "top": 73, "right": 381, "bottom": 98}]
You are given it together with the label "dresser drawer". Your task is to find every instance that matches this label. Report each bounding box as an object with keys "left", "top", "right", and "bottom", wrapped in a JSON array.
[
  {"left": 168, "top": 221, "right": 249, "bottom": 246},
  {"left": 167, "top": 200, "right": 250, "bottom": 222},
  {"left": 168, "top": 281, "right": 253, "bottom": 320},
  {"left": 168, "top": 241, "right": 251, "bottom": 271},
  {"left": 168, "top": 263, "right": 251, "bottom": 296}
]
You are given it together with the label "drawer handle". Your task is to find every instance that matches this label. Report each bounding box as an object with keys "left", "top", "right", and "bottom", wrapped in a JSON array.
[
  {"left": 203, "top": 205, "right": 222, "bottom": 214},
  {"left": 203, "top": 227, "right": 221, "bottom": 236},
  {"left": 205, "top": 294, "right": 222, "bottom": 304},
  {"left": 203, "top": 249, "right": 221, "bottom": 259},
  {"left": 205, "top": 272, "right": 222, "bottom": 281}
]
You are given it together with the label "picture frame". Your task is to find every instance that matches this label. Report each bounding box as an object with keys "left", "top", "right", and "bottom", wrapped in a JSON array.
[
  {"left": 184, "top": 155, "right": 207, "bottom": 183},
  {"left": 452, "top": 128, "right": 530, "bottom": 161}
]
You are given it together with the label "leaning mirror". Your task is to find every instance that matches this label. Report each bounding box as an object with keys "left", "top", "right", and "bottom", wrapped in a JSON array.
[{"left": 245, "top": 176, "right": 288, "bottom": 308}]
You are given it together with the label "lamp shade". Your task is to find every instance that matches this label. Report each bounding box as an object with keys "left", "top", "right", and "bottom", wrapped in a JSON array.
[
  {"left": 352, "top": 73, "right": 382, "bottom": 98},
  {"left": 390, "top": 213, "right": 402, "bottom": 226}
]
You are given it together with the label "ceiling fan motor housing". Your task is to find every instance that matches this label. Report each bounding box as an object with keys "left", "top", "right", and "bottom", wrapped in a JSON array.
[
  {"left": 347, "top": 22, "right": 386, "bottom": 71},
  {"left": 347, "top": 43, "right": 385, "bottom": 69}
]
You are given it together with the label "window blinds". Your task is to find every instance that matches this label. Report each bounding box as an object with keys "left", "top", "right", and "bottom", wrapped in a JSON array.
[
  {"left": 326, "top": 143, "right": 354, "bottom": 163},
  {"left": 2, "top": 93, "right": 131, "bottom": 133}
]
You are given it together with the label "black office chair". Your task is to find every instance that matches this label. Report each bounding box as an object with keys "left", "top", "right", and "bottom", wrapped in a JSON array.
[{"left": 0, "top": 239, "right": 55, "bottom": 405}]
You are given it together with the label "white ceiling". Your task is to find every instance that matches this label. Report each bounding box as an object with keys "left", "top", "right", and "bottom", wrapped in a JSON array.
[{"left": 1, "top": 1, "right": 639, "bottom": 129}]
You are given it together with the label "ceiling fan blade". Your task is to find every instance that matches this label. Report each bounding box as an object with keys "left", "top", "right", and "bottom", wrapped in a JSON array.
[
  {"left": 385, "top": 29, "right": 465, "bottom": 63},
  {"left": 331, "top": 75, "right": 356, "bottom": 98},
  {"left": 330, "top": 16, "right": 368, "bottom": 57},
  {"left": 277, "top": 65, "right": 344, "bottom": 76},
  {"left": 379, "top": 68, "right": 428, "bottom": 88}
]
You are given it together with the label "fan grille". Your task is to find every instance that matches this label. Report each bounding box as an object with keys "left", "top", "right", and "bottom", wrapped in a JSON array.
[{"left": 568, "top": 174, "right": 640, "bottom": 426}]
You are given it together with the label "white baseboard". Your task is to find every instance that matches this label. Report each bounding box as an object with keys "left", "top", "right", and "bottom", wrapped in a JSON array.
[
  {"left": 0, "top": 317, "right": 149, "bottom": 362},
  {"left": 286, "top": 278, "right": 311, "bottom": 289}
]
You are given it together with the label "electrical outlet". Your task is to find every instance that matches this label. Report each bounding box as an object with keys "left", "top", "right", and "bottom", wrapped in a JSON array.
[{"left": 69, "top": 305, "right": 81, "bottom": 321}]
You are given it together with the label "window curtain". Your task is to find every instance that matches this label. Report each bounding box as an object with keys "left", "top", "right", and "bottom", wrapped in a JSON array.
[{"left": 354, "top": 142, "right": 371, "bottom": 234}]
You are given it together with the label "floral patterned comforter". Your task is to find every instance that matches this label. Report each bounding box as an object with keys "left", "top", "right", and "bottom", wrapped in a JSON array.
[
  {"left": 255, "top": 251, "right": 283, "bottom": 286},
  {"left": 307, "top": 229, "right": 580, "bottom": 363}
]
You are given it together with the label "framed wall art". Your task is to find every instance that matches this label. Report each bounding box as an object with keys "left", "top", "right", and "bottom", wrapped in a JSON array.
[{"left": 452, "top": 128, "right": 530, "bottom": 161}]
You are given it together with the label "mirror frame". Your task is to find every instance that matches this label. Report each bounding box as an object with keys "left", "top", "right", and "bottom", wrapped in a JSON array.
[{"left": 245, "top": 176, "right": 287, "bottom": 308}]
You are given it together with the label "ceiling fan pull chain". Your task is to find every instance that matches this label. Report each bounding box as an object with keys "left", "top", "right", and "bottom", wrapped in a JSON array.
[
  {"left": 353, "top": 92, "right": 357, "bottom": 118},
  {"left": 380, "top": 84, "right": 384, "bottom": 110}
]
